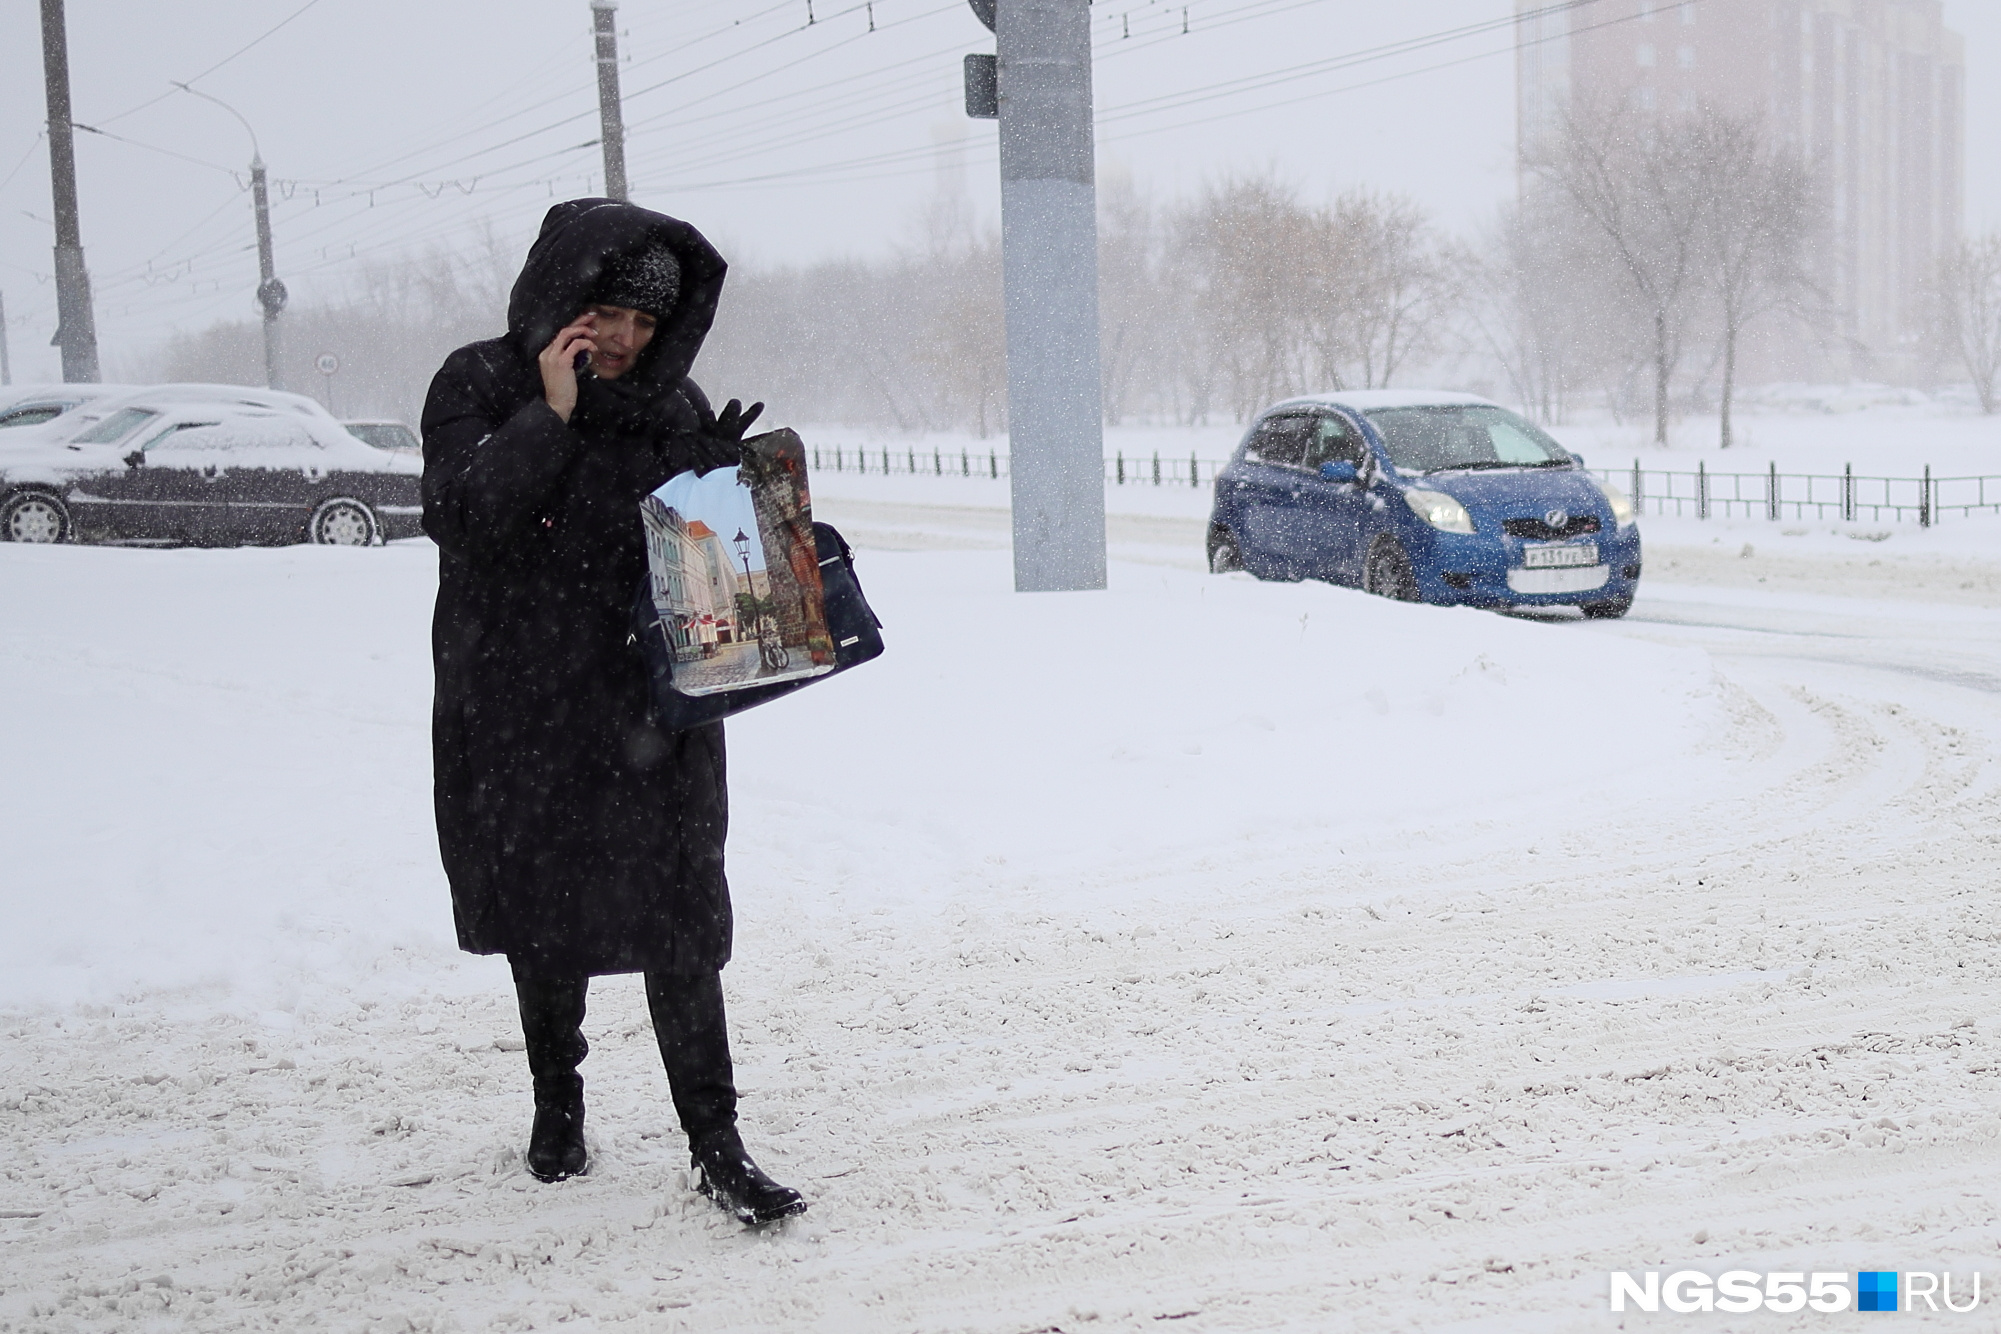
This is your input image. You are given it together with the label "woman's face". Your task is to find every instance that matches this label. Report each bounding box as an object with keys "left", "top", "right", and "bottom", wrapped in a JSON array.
[{"left": 583, "top": 304, "right": 658, "bottom": 380}]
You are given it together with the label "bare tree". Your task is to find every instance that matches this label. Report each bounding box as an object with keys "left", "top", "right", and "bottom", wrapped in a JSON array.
[
  {"left": 1532, "top": 99, "right": 1708, "bottom": 445},
  {"left": 1097, "top": 174, "right": 1165, "bottom": 426},
  {"left": 1938, "top": 230, "right": 2001, "bottom": 413},
  {"left": 142, "top": 228, "right": 524, "bottom": 423},
  {"left": 1693, "top": 111, "right": 1816, "bottom": 447},
  {"left": 913, "top": 234, "right": 1006, "bottom": 436},
  {"left": 1314, "top": 189, "right": 1446, "bottom": 389},
  {"left": 1173, "top": 175, "right": 1319, "bottom": 419},
  {"left": 1460, "top": 193, "right": 1619, "bottom": 424}
]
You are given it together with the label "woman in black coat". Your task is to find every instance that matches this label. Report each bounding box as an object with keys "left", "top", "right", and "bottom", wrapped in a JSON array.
[{"left": 421, "top": 198, "right": 803, "bottom": 1225}]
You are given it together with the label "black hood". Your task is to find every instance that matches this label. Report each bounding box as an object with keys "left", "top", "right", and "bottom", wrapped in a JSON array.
[{"left": 506, "top": 198, "right": 727, "bottom": 393}]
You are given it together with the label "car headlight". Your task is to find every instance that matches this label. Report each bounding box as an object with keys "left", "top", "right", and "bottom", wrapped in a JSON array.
[
  {"left": 1403, "top": 488, "right": 1474, "bottom": 534},
  {"left": 1598, "top": 479, "right": 1637, "bottom": 528}
]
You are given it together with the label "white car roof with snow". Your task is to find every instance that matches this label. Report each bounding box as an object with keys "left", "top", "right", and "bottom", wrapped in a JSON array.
[
  {"left": 87, "top": 382, "right": 337, "bottom": 421},
  {"left": 0, "top": 383, "right": 137, "bottom": 413},
  {"left": 1265, "top": 389, "right": 1501, "bottom": 414}
]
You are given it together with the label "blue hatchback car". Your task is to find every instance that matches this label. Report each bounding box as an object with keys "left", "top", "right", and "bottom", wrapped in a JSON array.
[{"left": 1206, "top": 391, "right": 1641, "bottom": 617}]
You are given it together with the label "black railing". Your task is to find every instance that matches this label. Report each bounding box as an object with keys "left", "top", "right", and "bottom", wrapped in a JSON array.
[
  {"left": 810, "top": 445, "right": 1223, "bottom": 489},
  {"left": 1600, "top": 460, "right": 1998, "bottom": 528},
  {"left": 804, "top": 446, "right": 1998, "bottom": 527}
]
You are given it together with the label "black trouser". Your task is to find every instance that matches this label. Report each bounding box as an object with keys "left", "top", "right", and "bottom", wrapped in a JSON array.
[{"left": 510, "top": 960, "right": 738, "bottom": 1142}]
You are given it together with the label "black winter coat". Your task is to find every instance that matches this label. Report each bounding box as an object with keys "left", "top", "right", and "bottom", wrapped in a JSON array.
[{"left": 422, "top": 199, "right": 737, "bottom": 976}]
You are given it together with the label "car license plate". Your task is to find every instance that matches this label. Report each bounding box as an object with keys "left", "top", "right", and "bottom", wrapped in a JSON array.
[{"left": 1523, "top": 541, "right": 1598, "bottom": 569}]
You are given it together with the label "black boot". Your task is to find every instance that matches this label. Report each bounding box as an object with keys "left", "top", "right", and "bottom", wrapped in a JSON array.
[
  {"left": 526, "top": 1095, "right": 589, "bottom": 1182},
  {"left": 691, "top": 1127, "right": 807, "bottom": 1225},
  {"left": 513, "top": 963, "right": 592, "bottom": 1183}
]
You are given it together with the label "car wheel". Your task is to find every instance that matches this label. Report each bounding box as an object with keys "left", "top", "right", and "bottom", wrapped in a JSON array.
[
  {"left": 308, "top": 496, "right": 380, "bottom": 546},
  {"left": 2, "top": 491, "right": 70, "bottom": 544},
  {"left": 1362, "top": 535, "right": 1419, "bottom": 601},
  {"left": 1206, "top": 523, "right": 1243, "bottom": 573},
  {"left": 1581, "top": 597, "right": 1633, "bottom": 620}
]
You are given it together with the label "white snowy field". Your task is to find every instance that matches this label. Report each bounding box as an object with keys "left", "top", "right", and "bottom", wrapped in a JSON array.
[{"left": 5, "top": 465, "right": 2001, "bottom": 1330}]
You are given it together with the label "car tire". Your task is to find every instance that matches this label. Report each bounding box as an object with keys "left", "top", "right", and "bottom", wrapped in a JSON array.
[
  {"left": 308, "top": 496, "right": 381, "bottom": 546},
  {"left": 1206, "top": 524, "right": 1243, "bottom": 574},
  {"left": 1581, "top": 597, "right": 1633, "bottom": 620},
  {"left": 1362, "top": 535, "right": 1419, "bottom": 601},
  {"left": 2, "top": 490, "right": 70, "bottom": 544}
]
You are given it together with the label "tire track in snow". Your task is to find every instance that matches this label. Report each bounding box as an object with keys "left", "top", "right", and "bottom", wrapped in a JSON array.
[{"left": 7, "top": 549, "right": 2001, "bottom": 1331}]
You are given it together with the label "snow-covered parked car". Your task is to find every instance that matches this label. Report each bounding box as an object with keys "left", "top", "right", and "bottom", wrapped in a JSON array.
[
  {"left": 0, "top": 382, "right": 136, "bottom": 431},
  {"left": 0, "top": 387, "right": 424, "bottom": 546},
  {"left": 1207, "top": 390, "right": 1642, "bottom": 618},
  {"left": 342, "top": 419, "right": 422, "bottom": 455}
]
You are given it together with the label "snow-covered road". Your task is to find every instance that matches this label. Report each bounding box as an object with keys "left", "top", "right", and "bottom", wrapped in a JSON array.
[{"left": 3, "top": 499, "right": 1999, "bottom": 1332}]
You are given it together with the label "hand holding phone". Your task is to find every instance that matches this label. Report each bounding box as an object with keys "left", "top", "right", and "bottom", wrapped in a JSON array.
[{"left": 538, "top": 313, "right": 598, "bottom": 422}]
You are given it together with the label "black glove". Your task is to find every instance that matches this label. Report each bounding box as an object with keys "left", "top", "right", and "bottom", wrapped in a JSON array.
[
  {"left": 682, "top": 399, "right": 764, "bottom": 475},
  {"left": 711, "top": 398, "right": 763, "bottom": 444}
]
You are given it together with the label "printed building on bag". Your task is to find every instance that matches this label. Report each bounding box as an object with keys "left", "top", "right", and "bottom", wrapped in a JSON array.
[
  {"left": 683, "top": 520, "right": 744, "bottom": 645},
  {"left": 642, "top": 500, "right": 727, "bottom": 662},
  {"left": 738, "top": 439, "right": 837, "bottom": 667}
]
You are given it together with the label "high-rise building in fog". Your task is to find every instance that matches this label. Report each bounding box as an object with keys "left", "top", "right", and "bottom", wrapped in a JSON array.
[{"left": 1517, "top": 0, "right": 1964, "bottom": 375}]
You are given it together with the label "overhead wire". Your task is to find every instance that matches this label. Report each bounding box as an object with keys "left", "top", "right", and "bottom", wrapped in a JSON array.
[
  {"left": 90, "top": 0, "right": 1642, "bottom": 326},
  {"left": 1099, "top": 0, "right": 1673, "bottom": 139},
  {"left": 71, "top": 124, "right": 239, "bottom": 177},
  {"left": 1097, "top": 0, "right": 1611, "bottom": 122},
  {"left": 296, "top": 0, "right": 917, "bottom": 201},
  {"left": 629, "top": 0, "right": 1649, "bottom": 194},
  {"left": 0, "top": 133, "right": 47, "bottom": 197},
  {"left": 85, "top": 0, "right": 331, "bottom": 129}
]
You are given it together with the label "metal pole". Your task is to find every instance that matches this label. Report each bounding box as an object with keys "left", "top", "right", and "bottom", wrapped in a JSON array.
[
  {"left": 171, "top": 84, "right": 284, "bottom": 389},
  {"left": 995, "top": 0, "right": 1106, "bottom": 592},
  {"left": 251, "top": 157, "right": 286, "bottom": 389},
  {"left": 0, "top": 292, "right": 11, "bottom": 386},
  {"left": 39, "top": 0, "right": 99, "bottom": 382},
  {"left": 591, "top": 0, "right": 629, "bottom": 201}
]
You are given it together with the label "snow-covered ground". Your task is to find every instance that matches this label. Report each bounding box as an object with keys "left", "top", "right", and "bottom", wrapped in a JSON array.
[{"left": 5, "top": 419, "right": 2001, "bottom": 1330}]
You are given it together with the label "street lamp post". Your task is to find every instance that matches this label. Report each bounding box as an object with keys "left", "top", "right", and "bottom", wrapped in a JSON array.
[{"left": 173, "top": 82, "right": 285, "bottom": 390}]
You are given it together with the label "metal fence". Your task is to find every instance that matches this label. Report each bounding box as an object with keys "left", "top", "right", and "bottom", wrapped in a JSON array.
[
  {"left": 806, "top": 445, "right": 2001, "bottom": 527},
  {"left": 810, "top": 444, "right": 1226, "bottom": 488},
  {"left": 1594, "top": 460, "right": 2001, "bottom": 528}
]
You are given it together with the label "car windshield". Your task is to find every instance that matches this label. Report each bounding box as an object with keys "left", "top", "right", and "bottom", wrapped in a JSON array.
[
  {"left": 70, "top": 407, "right": 160, "bottom": 445},
  {"left": 346, "top": 423, "right": 418, "bottom": 452},
  {"left": 0, "top": 404, "right": 65, "bottom": 428},
  {"left": 1363, "top": 405, "right": 1573, "bottom": 474}
]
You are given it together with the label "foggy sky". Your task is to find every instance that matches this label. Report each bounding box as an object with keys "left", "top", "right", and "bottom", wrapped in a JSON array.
[{"left": 0, "top": 0, "right": 1994, "bottom": 385}]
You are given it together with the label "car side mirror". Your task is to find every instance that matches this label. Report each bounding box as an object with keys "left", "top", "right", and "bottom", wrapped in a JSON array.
[
  {"left": 1318, "top": 460, "right": 1359, "bottom": 484},
  {"left": 1569, "top": 452, "right": 1586, "bottom": 468},
  {"left": 123, "top": 449, "right": 146, "bottom": 468}
]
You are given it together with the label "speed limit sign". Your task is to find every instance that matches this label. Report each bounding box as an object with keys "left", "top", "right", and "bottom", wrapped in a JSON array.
[{"left": 315, "top": 353, "right": 339, "bottom": 376}]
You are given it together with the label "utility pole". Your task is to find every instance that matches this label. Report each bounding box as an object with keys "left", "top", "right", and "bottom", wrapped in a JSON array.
[
  {"left": 251, "top": 157, "right": 286, "bottom": 389},
  {"left": 174, "top": 83, "right": 285, "bottom": 390},
  {"left": 39, "top": 0, "right": 100, "bottom": 383},
  {"left": 591, "top": 0, "right": 629, "bottom": 200},
  {"left": 989, "top": 0, "right": 1106, "bottom": 592}
]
